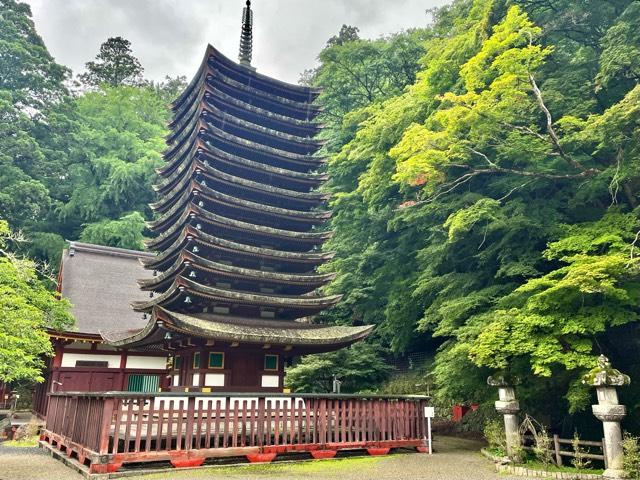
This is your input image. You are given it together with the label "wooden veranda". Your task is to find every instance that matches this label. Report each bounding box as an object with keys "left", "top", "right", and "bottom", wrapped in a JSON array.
[{"left": 41, "top": 392, "right": 431, "bottom": 474}]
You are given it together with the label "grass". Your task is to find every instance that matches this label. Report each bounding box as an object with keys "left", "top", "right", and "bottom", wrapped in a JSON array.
[
  {"left": 521, "top": 460, "right": 604, "bottom": 475},
  {"left": 2, "top": 436, "right": 39, "bottom": 448},
  {"left": 140, "top": 455, "right": 388, "bottom": 479}
]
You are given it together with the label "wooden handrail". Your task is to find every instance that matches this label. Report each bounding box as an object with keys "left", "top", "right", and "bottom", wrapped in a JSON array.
[{"left": 47, "top": 391, "right": 430, "bottom": 400}]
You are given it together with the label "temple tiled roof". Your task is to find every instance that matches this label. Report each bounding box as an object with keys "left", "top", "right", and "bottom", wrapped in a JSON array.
[
  {"left": 102, "top": 307, "right": 373, "bottom": 352},
  {"left": 59, "top": 242, "right": 153, "bottom": 334}
]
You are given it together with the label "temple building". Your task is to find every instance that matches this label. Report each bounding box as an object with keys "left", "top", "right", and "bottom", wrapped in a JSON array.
[{"left": 99, "top": 0, "right": 373, "bottom": 392}]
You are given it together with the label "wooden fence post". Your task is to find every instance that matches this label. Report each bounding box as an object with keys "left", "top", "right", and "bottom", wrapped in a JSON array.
[
  {"left": 98, "top": 397, "right": 115, "bottom": 455},
  {"left": 553, "top": 434, "right": 562, "bottom": 466}
]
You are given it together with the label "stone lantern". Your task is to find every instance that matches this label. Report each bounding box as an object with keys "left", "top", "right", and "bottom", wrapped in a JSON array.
[
  {"left": 583, "top": 355, "right": 630, "bottom": 479},
  {"left": 488, "top": 373, "right": 521, "bottom": 459}
]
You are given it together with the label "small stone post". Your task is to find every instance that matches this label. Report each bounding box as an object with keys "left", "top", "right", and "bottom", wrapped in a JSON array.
[
  {"left": 488, "top": 374, "right": 521, "bottom": 459},
  {"left": 583, "top": 355, "right": 630, "bottom": 479}
]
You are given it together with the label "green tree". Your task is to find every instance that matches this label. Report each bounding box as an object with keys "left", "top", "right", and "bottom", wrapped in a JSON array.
[
  {"left": 310, "top": 0, "right": 640, "bottom": 422},
  {"left": 285, "top": 342, "right": 392, "bottom": 393},
  {"left": 79, "top": 36, "right": 144, "bottom": 87},
  {"left": 0, "top": 220, "right": 74, "bottom": 383},
  {"left": 79, "top": 211, "right": 146, "bottom": 250},
  {"left": 0, "top": 0, "right": 70, "bottom": 109},
  {"left": 58, "top": 85, "right": 169, "bottom": 245}
]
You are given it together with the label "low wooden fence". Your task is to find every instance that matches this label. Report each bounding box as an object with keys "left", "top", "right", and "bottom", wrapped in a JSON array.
[
  {"left": 41, "top": 392, "right": 430, "bottom": 474},
  {"left": 522, "top": 434, "right": 607, "bottom": 468}
]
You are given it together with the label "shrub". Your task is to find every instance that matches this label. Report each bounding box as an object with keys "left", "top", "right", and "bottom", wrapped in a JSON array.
[
  {"left": 533, "top": 426, "right": 554, "bottom": 471},
  {"left": 571, "top": 432, "right": 591, "bottom": 471},
  {"left": 484, "top": 418, "right": 506, "bottom": 455},
  {"left": 623, "top": 432, "right": 640, "bottom": 479}
]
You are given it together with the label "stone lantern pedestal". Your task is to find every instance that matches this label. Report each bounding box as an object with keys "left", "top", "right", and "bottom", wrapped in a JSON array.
[
  {"left": 584, "top": 355, "right": 630, "bottom": 479},
  {"left": 488, "top": 374, "right": 521, "bottom": 460}
]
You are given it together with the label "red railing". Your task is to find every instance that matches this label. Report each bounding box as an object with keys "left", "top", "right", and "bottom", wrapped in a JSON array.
[{"left": 42, "top": 392, "right": 430, "bottom": 473}]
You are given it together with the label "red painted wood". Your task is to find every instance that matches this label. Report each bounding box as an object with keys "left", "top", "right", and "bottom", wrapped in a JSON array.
[
  {"left": 170, "top": 457, "right": 205, "bottom": 468},
  {"left": 175, "top": 400, "right": 184, "bottom": 451},
  {"left": 165, "top": 400, "right": 174, "bottom": 451},
  {"left": 240, "top": 399, "right": 247, "bottom": 447},
  {"left": 98, "top": 397, "right": 114, "bottom": 455},
  {"left": 246, "top": 452, "right": 276, "bottom": 463},
  {"left": 195, "top": 399, "right": 204, "bottom": 449},
  {"left": 249, "top": 399, "right": 256, "bottom": 447},
  {"left": 204, "top": 400, "right": 213, "bottom": 449},
  {"left": 185, "top": 396, "right": 196, "bottom": 450},
  {"left": 311, "top": 449, "right": 336, "bottom": 459},
  {"left": 44, "top": 394, "right": 429, "bottom": 472},
  {"left": 273, "top": 400, "right": 280, "bottom": 446},
  {"left": 89, "top": 462, "right": 122, "bottom": 474},
  {"left": 213, "top": 399, "right": 221, "bottom": 449},
  {"left": 222, "top": 398, "right": 230, "bottom": 448},
  {"left": 232, "top": 400, "right": 239, "bottom": 448},
  {"left": 367, "top": 447, "right": 390, "bottom": 456}
]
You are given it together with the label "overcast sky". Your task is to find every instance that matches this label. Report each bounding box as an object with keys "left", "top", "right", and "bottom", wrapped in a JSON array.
[{"left": 25, "top": 0, "right": 450, "bottom": 84}]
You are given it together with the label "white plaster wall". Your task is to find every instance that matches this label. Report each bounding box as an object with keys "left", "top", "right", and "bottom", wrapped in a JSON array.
[
  {"left": 261, "top": 375, "right": 280, "bottom": 388},
  {"left": 60, "top": 352, "right": 121, "bottom": 368},
  {"left": 125, "top": 356, "right": 167, "bottom": 370},
  {"left": 205, "top": 373, "right": 225, "bottom": 387}
]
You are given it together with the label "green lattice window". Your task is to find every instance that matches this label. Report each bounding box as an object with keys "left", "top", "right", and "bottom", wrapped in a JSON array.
[
  {"left": 209, "top": 352, "right": 225, "bottom": 369},
  {"left": 127, "top": 374, "right": 160, "bottom": 392},
  {"left": 264, "top": 354, "right": 279, "bottom": 371}
]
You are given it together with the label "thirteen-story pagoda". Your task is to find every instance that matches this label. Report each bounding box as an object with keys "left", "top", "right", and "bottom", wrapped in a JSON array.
[{"left": 103, "top": 1, "right": 373, "bottom": 392}]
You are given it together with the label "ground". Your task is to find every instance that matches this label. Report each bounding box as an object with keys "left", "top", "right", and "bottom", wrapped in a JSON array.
[{"left": 0, "top": 436, "right": 519, "bottom": 480}]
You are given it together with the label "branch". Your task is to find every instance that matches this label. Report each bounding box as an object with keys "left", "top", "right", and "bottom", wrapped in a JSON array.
[
  {"left": 0, "top": 231, "right": 59, "bottom": 285},
  {"left": 629, "top": 230, "right": 640, "bottom": 268},
  {"left": 529, "top": 74, "right": 587, "bottom": 172}
]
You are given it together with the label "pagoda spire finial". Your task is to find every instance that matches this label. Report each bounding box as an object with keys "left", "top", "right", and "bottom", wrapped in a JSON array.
[{"left": 238, "top": 0, "right": 253, "bottom": 66}]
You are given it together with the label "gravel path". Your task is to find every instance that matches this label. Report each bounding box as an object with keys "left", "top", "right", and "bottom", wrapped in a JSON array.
[
  {"left": 0, "top": 437, "right": 517, "bottom": 480},
  {"left": 0, "top": 444, "right": 83, "bottom": 480},
  {"left": 132, "top": 436, "right": 520, "bottom": 480}
]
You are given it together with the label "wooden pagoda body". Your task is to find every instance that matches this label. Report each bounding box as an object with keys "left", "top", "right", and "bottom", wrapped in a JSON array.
[{"left": 103, "top": 45, "right": 372, "bottom": 392}]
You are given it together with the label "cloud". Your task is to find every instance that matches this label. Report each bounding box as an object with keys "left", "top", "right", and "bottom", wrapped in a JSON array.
[{"left": 25, "top": 0, "right": 449, "bottom": 84}]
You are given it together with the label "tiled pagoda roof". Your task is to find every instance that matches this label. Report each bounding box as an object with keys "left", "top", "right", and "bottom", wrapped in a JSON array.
[{"left": 102, "top": 45, "right": 371, "bottom": 350}]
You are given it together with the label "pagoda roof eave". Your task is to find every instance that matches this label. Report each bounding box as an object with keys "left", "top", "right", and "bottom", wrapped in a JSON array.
[
  {"left": 199, "top": 124, "right": 325, "bottom": 165},
  {"left": 157, "top": 131, "right": 327, "bottom": 186},
  {"left": 172, "top": 82, "right": 323, "bottom": 140},
  {"left": 205, "top": 45, "right": 321, "bottom": 97},
  {"left": 138, "top": 250, "right": 336, "bottom": 291},
  {"left": 172, "top": 46, "right": 321, "bottom": 118},
  {"left": 140, "top": 226, "right": 334, "bottom": 270},
  {"left": 144, "top": 202, "right": 332, "bottom": 250},
  {"left": 166, "top": 92, "right": 325, "bottom": 159},
  {"left": 131, "top": 276, "right": 342, "bottom": 312},
  {"left": 152, "top": 162, "right": 328, "bottom": 215},
  {"left": 147, "top": 181, "right": 330, "bottom": 231},
  {"left": 102, "top": 307, "right": 372, "bottom": 351},
  {"left": 158, "top": 133, "right": 328, "bottom": 192}
]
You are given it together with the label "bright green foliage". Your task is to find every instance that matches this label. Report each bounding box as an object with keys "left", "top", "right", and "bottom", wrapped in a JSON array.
[
  {"left": 309, "top": 0, "right": 640, "bottom": 421},
  {"left": 471, "top": 212, "right": 640, "bottom": 376},
  {"left": 58, "top": 85, "right": 168, "bottom": 238},
  {"left": 0, "top": 221, "right": 74, "bottom": 383},
  {"left": 79, "top": 212, "right": 146, "bottom": 250},
  {"left": 285, "top": 342, "right": 392, "bottom": 393}
]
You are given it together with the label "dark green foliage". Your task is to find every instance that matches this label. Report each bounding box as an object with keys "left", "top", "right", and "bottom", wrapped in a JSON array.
[
  {"left": 285, "top": 342, "right": 392, "bottom": 393},
  {"left": 79, "top": 36, "right": 144, "bottom": 87},
  {"left": 295, "top": 0, "right": 640, "bottom": 426}
]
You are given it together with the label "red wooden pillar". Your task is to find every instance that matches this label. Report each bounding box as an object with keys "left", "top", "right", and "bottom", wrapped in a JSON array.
[{"left": 90, "top": 396, "right": 122, "bottom": 474}]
